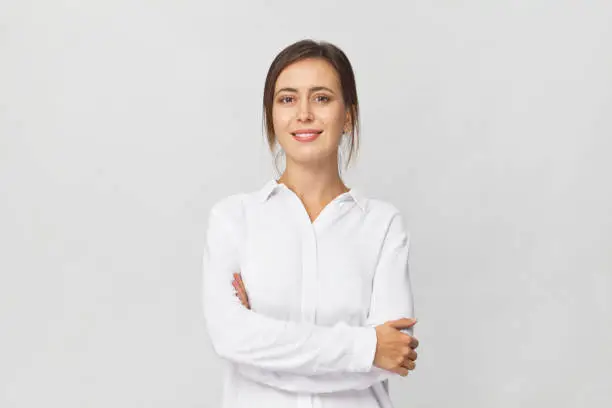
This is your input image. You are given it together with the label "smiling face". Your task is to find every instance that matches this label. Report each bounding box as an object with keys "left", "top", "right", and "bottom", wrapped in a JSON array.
[{"left": 272, "top": 58, "right": 350, "bottom": 166}]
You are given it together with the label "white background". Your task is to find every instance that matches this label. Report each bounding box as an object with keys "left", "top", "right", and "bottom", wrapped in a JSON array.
[{"left": 1, "top": 1, "right": 611, "bottom": 407}]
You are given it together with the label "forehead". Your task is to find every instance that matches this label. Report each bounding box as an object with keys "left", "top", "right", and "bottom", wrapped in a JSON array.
[{"left": 275, "top": 58, "right": 341, "bottom": 90}]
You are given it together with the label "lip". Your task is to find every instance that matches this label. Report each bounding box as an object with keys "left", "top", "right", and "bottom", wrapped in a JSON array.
[
  {"left": 292, "top": 129, "right": 323, "bottom": 135},
  {"left": 291, "top": 130, "right": 322, "bottom": 143}
]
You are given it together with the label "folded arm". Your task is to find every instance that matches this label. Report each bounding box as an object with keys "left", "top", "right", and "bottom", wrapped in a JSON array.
[
  {"left": 202, "top": 201, "right": 377, "bottom": 377},
  {"left": 235, "top": 210, "right": 415, "bottom": 393}
]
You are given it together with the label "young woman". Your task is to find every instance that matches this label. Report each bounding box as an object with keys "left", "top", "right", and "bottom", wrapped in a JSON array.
[{"left": 203, "top": 39, "right": 419, "bottom": 408}]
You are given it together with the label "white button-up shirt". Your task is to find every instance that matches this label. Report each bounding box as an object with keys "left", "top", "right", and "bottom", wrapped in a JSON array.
[{"left": 202, "top": 179, "right": 415, "bottom": 408}]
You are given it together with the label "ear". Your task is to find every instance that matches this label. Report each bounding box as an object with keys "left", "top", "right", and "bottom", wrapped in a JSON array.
[{"left": 344, "top": 109, "right": 353, "bottom": 133}]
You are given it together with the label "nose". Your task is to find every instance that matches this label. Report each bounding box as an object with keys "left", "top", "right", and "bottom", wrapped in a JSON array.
[{"left": 296, "top": 99, "right": 313, "bottom": 122}]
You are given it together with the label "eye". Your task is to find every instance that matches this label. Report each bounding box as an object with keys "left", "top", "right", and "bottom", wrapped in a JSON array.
[
  {"left": 278, "top": 95, "right": 295, "bottom": 104},
  {"left": 314, "top": 94, "right": 330, "bottom": 103}
]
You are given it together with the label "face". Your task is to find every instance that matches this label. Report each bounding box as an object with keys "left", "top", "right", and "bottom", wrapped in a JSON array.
[{"left": 272, "top": 58, "right": 350, "bottom": 166}]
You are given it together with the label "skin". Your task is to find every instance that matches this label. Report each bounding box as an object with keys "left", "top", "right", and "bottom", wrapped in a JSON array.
[{"left": 232, "top": 57, "right": 419, "bottom": 376}]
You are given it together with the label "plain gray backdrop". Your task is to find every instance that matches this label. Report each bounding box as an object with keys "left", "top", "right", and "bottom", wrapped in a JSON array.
[{"left": 1, "top": 1, "right": 611, "bottom": 407}]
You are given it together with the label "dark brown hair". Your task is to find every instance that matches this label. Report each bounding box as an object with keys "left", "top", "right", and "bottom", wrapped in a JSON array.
[{"left": 262, "top": 39, "right": 360, "bottom": 170}]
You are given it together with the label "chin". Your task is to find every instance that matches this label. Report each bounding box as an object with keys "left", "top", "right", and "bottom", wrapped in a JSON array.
[{"left": 286, "top": 148, "right": 337, "bottom": 166}]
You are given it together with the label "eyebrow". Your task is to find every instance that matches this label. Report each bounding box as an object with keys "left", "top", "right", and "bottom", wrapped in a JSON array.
[{"left": 274, "top": 86, "right": 336, "bottom": 97}]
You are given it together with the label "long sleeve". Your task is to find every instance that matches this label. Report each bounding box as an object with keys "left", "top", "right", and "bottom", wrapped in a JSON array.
[
  {"left": 365, "top": 211, "right": 415, "bottom": 332},
  {"left": 235, "top": 211, "right": 415, "bottom": 393},
  {"left": 202, "top": 201, "right": 378, "bottom": 375}
]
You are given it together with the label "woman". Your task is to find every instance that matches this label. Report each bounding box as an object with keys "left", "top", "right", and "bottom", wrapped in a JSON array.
[{"left": 203, "top": 39, "right": 419, "bottom": 408}]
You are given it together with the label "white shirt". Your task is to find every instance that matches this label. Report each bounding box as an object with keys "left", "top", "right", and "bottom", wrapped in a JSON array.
[{"left": 202, "top": 179, "right": 415, "bottom": 408}]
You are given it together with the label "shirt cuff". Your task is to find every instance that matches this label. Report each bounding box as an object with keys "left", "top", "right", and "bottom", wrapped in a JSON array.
[{"left": 348, "top": 326, "right": 378, "bottom": 372}]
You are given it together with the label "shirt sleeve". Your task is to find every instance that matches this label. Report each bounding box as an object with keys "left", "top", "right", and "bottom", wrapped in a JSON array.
[
  {"left": 202, "top": 202, "right": 378, "bottom": 376},
  {"left": 233, "top": 210, "right": 415, "bottom": 393},
  {"left": 365, "top": 211, "right": 415, "bottom": 332}
]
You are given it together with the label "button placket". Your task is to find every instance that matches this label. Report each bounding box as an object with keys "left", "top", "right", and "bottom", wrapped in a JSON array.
[
  {"left": 284, "top": 189, "right": 319, "bottom": 408},
  {"left": 303, "top": 230, "right": 317, "bottom": 408},
  {"left": 282, "top": 187, "right": 350, "bottom": 408}
]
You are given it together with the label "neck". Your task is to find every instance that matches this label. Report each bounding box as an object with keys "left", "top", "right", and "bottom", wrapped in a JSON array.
[{"left": 277, "top": 156, "right": 348, "bottom": 204}]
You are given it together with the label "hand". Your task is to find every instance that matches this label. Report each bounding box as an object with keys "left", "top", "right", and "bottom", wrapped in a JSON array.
[
  {"left": 232, "top": 272, "right": 250, "bottom": 309},
  {"left": 374, "top": 318, "right": 419, "bottom": 376}
]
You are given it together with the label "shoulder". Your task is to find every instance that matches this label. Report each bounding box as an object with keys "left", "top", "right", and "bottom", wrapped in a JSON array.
[
  {"left": 210, "top": 193, "right": 246, "bottom": 219},
  {"left": 364, "top": 197, "right": 403, "bottom": 222},
  {"left": 208, "top": 184, "right": 265, "bottom": 225},
  {"left": 363, "top": 197, "right": 410, "bottom": 241}
]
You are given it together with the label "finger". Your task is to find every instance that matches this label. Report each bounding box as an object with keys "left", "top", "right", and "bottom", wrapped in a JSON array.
[
  {"left": 231, "top": 280, "right": 246, "bottom": 302},
  {"left": 236, "top": 273, "right": 246, "bottom": 288},
  {"left": 234, "top": 288, "right": 249, "bottom": 308},
  {"left": 232, "top": 277, "right": 241, "bottom": 292},
  {"left": 237, "top": 278, "right": 248, "bottom": 296},
  {"left": 402, "top": 360, "right": 416, "bottom": 371},
  {"left": 391, "top": 366, "right": 409, "bottom": 377},
  {"left": 233, "top": 281, "right": 244, "bottom": 299},
  {"left": 235, "top": 277, "right": 249, "bottom": 303},
  {"left": 239, "top": 293, "right": 249, "bottom": 308},
  {"left": 386, "top": 317, "right": 417, "bottom": 330},
  {"left": 409, "top": 336, "right": 419, "bottom": 349},
  {"left": 234, "top": 273, "right": 248, "bottom": 296},
  {"left": 405, "top": 349, "right": 418, "bottom": 361}
]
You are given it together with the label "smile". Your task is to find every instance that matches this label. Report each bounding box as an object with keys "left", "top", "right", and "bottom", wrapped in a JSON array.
[{"left": 291, "top": 130, "right": 323, "bottom": 142}]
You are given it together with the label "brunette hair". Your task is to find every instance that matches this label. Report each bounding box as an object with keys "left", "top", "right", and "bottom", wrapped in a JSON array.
[{"left": 262, "top": 39, "right": 360, "bottom": 171}]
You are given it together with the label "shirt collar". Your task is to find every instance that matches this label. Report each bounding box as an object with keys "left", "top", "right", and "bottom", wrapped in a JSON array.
[
  {"left": 257, "top": 179, "right": 367, "bottom": 212},
  {"left": 257, "top": 179, "right": 282, "bottom": 203}
]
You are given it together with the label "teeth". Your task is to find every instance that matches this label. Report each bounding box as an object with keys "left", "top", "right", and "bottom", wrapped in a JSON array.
[{"left": 294, "top": 132, "right": 320, "bottom": 138}]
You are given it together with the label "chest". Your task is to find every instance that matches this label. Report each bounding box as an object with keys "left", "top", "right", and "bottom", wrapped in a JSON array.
[{"left": 238, "top": 210, "right": 379, "bottom": 325}]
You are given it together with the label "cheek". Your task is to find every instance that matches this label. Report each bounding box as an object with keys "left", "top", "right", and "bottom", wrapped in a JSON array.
[
  {"left": 272, "top": 108, "right": 292, "bottom": 132},
  {"left": 272, "top": 105, "right": 291, "bottom": 120},
  {"left": 317, "top": 106, "right": 345, "bottom": 128},
  {"left": 318, "top": 112, "right": 345, "bottom": 141}
]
